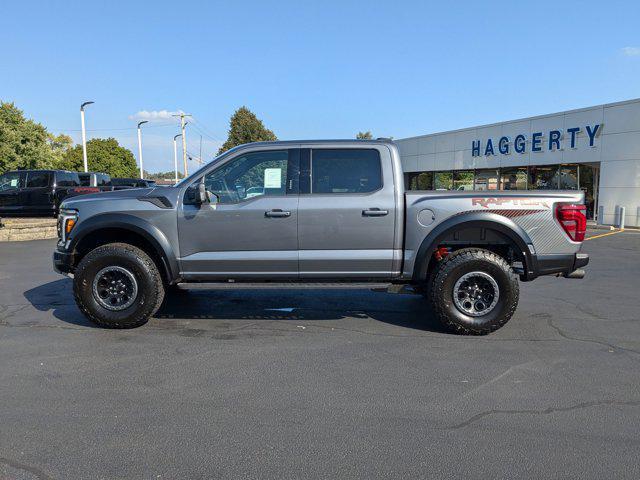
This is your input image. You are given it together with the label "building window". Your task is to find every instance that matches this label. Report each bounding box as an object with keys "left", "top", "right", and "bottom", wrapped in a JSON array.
[
  {"left": 434, "top": 172, "right": 453, "bottom": 190},
  {"left": 407, "top": 172, "right": 434, "bottom": 190},
  {"left": 453, "top": 171, "right": 474, "bottom": 191},
  {"left": 475, "top": 169, "right": 500, "bottom": 190},
  {"left": 500, "top": 167, "right": 528, "bottom": 190},
  {"left": 559, "top": 164, "right": 579, "bottom": 190},
  {"left": 528, "top": 165, "right": 560, "bottom": 190}
]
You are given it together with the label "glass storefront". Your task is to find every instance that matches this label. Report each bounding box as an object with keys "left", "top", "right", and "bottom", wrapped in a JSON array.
[
  {"left": 453, "top": 171, "right": 474, "bottom": 190},
  {"left": 501, "top": 167, "right": 528, "bottom": 190},
  {"left": 474, "top": 169, "right": 500, "bottom": 190},
  {"left": 407, "top": 172, "right": 434, "bottom": 190},
  {"left": 404, "top": 163, "right": 599, "bottom": 219},
  {"left": 528, "top": 165, "right": 560, "bottom": 190},
  {"left": 434, "top": 172, "right": 453, "bottom": 190}
]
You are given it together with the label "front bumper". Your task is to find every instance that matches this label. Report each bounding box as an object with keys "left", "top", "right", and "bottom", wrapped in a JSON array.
[
  {"left": 53, "top": 247, "right": 74, "bottom": 275},
  {"left": 523, "top": 252, "right": 589, "bottom": 281}
]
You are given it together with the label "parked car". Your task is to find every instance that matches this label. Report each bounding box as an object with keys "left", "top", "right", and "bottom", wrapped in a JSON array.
[
  {"left": 53, "top": 140, "right": 589, "bottom": 333},
  {"left": 111, "top": 178, "right": 156, "bottom": 190},
  {"left": 0, "top": 170, "right": 80, "bottom": 216}
]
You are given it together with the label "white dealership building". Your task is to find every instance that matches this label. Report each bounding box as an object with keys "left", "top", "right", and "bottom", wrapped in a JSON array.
[{"left": 396, "top": 98, "right": 640, "bottom": 227}]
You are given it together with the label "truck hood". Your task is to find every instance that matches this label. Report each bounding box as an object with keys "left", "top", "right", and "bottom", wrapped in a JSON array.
[{"left": 61, "top": 187, "right": 161, "bottom": 208}]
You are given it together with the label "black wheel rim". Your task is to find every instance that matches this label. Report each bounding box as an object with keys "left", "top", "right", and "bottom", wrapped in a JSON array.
[
  {"left": 452, "top": 271, "right": 500, "bottom": 317},
  {"left": 92, "top": 266, "right": 139, "bottom": 311}
]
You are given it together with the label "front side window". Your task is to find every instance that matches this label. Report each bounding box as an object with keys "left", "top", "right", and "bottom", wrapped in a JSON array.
[
  {"left": 204, "top": 150, "right": 291, "bottom": 203},
  {"left": 311, "top": 149, "right": 382, "bottom": 194},
  {"left": 0, "top": 172, "right": 24, "bottom": 191},
  {"left": 26, "top": 172, "right": 51, "bottom": 188}
]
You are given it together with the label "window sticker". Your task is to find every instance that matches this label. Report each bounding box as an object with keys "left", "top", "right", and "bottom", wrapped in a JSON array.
[
  {"left": 10, "top": 179, "right": 18, "bottom": 187},
  {"left": 264, "top": 168, "right": 282, "bottom": 188}
]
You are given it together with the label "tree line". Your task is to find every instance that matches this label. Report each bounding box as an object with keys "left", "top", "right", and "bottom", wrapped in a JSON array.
[{"left": 1, "top": 101, "right": 373, "bottom": 177}]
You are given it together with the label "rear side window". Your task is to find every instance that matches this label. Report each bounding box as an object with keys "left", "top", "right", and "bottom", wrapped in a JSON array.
[
  {"left": 78, "top": 173, "right": 91, "bottom": 186},
  {"left": 56, "top": 172, "right": 80, "bottom": 187},
  {"left": 99, "top": 174, "right": 112, "bottom": 186},
  {"left": 311, "top": 149, "right": 382, "bottom": 194},
  {"left": 26, "top": 172, "right": 51, "bottom": 188}
]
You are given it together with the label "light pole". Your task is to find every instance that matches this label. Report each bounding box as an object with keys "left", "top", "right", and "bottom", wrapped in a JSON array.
[
  {"left": 137, "top": 120, "right": 148, "bottom": 179},
  {"left": 173, "top": 134, "right": 182, "bottom": 184},
  {"left": 80, "top": 101, "right": 94, "bottom": 172}
]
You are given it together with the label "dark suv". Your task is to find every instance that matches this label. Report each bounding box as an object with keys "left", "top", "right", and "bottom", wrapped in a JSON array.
[
  {"left": 111, "top": 178, "right": 156, "bottom": 190},
  {"left": 0, "top": 170, "right": 80, "bottom": 216}
]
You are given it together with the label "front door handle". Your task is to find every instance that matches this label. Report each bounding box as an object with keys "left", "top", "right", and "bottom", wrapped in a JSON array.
[
  {"left": 265, "top": 209, "right": 291, "bottom": 218},
  {"left": 362, "top": 208, "right": 389, "bottom": 217}
]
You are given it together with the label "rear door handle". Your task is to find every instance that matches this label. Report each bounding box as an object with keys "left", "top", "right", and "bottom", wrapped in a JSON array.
[
  {"left": 362, "top": 208, "right": 389, "bottom": 217},
  {"left": 265, "top": 209, "right": 291, "bottom": 218}
]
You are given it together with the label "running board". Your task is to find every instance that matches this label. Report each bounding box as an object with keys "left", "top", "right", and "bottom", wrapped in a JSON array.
[{"left": 175, "top": 282, "right": 418, "bottom": 293}]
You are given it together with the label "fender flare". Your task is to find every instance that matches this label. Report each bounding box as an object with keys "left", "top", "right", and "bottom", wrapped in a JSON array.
[
  {"left": 412, "top": 212, "right": 536, "bottom": 281},
  {"left": 68, "top": 213, "right": 180, "bottom": 282}
]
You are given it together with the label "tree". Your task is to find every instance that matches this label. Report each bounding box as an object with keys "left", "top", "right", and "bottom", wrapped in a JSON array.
[
  {"left": 356, "top": 131, "right": 373, "bottom": 140},
  {"left": 218, "top": 107, "right": 277, "bottom": 154},
  {"left": 60, "top": 138, "right": 139, "bottom": 177},
  {"left": 0, "top": 102, "right": 57, "bottom": 171},
  {"left": 48, "top": 133, "right": 73, "bottom": 165}
]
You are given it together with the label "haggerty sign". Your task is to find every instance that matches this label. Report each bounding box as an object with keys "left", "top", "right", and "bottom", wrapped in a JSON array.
[{"left": 472, "top": 124, "right": 602, "bottom": 157}]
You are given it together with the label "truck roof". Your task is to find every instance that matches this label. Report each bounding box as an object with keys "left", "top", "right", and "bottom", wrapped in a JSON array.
[{"left": 234, "top": 139, "right": 396, "bottom": 147}]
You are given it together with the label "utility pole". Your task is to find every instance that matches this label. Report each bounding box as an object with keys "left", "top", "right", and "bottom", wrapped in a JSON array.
[
  {"left": 137, "top": 120, "right": 148, "bottom": 179},
  {"left": 173, "top": 112, "right": 191, "bottom": 176},
  {"left": 173, "top": 134, "right": 182, "bottom": 184},
  {"left": 80, "top": 101, "right": 94, "bottom": 173}
]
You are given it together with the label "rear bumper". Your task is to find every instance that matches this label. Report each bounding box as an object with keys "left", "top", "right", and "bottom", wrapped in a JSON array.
[
  {"left": 523, "top": 252, "right": 589, "bottom": 281},
  {"left": 53, "top": 248, "right": 74, "bottom": 275}
]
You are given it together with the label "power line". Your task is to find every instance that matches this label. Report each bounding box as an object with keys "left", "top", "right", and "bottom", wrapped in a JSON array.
[{"left": 52, "top": 122, "right": 177, "bottom": 133}]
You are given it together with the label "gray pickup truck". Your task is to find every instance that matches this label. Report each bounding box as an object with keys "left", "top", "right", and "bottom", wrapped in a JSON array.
[{"left": 53, "top": 139, "right": 588, "bottom": 334}]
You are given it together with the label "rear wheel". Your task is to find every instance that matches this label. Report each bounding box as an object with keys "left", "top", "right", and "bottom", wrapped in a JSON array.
[
  {"left": 73, "top": 243, "right": 164, "bottom": 328},
  {"left": 429, "top": 248, "right": 519, "bottom": 335}
]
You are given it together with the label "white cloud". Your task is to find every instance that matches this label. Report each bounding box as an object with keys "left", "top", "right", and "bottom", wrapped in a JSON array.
[
  {"left": 621, "top": 46, "right": 640, "bottom": 57},
  {"left": 128, "top": 109, "right": 183, "bottom": 121}
]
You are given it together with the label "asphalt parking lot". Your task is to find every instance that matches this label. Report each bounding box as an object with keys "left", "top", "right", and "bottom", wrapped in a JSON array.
[{"left": 1, "top": 229, "right": 639, "bottom": 479}]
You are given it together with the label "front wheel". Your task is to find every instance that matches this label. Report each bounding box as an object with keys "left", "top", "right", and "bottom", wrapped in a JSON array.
[
  {"left": 429, "top": 248, "right": 519, "bottom": 335},
  {"left": 73, "top": 243, "right": 165, "bottom": 328}
]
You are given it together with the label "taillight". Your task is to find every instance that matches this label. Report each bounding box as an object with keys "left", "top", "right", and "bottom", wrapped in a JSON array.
[{"left": 555, "top": 204, "right": 587, "bottom": 242}]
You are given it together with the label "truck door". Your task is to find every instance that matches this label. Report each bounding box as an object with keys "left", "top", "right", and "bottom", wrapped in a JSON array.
[
  {"left": 21, "top": 171, "right": 53, "bottom": 214},
  {"left": 178, "top": 148, "right": 300, "bottom": 279},
  {"left": 297, "top": 146, "right": 398, "bottom": 278}
]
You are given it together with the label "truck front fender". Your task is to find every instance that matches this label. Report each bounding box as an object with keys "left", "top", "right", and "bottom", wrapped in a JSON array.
[
  {"left": 68, "top": 213, "right": 180, "bottom": 283},
  {"left": 412, "top": 212, "right": 536, "bottom": 281}
]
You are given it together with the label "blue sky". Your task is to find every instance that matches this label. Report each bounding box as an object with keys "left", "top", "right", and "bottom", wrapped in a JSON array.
[{"left": 1, "top": 0, "right": 639, "bottom": 173}]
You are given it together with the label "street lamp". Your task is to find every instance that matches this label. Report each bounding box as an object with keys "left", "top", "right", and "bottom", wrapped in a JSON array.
[
  {"left": 80, "top": 101, "right": 94, "bottom": 173},
  {"left": 137, "top": 120, "right": 149, "bottom": 179},
  {"left": 173, "top": 134, "right": 182, "bottom": 184}
]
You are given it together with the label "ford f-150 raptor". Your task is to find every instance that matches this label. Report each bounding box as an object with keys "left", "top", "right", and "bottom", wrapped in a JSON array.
[{"left": 53, "top": 140, "right": 589, "bottom": 334}]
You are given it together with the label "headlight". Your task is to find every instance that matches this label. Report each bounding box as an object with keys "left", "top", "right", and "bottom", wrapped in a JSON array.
[{"left": 58, "top": 209, "right": 78, "bottom": 243}]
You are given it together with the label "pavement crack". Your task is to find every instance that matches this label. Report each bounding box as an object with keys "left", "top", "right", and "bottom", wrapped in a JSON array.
[
  {"left": 449, "top": 399, "right": 640, "bottom": 430},
  {"left": 547, "top": 318, "right": 640, "bottom": 357}
]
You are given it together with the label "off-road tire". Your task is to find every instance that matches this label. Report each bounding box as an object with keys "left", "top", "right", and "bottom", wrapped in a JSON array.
[
  {"left": 429, "top": 248, "right": 519, "bottom": 335},
  {"left": 73, "top": 243, "right": 165, "bottom": 328}
]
